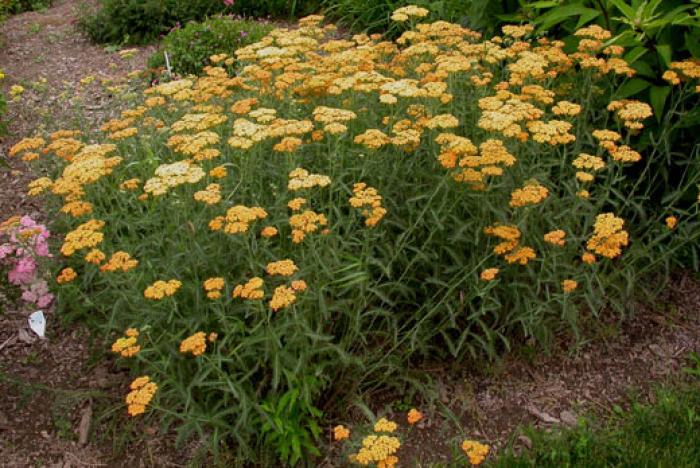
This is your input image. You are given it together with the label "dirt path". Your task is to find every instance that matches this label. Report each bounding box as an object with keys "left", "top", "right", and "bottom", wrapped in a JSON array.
[{"left": 0, "top": 2, "right": 179, "bottom": 467}]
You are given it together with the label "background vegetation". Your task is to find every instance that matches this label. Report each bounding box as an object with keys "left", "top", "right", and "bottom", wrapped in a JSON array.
[{"left": 147, "top": 17, "right": 273, "bottom": 77}]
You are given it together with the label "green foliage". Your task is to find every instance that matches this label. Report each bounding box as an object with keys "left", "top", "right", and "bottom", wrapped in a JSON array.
[
  {"left": 515, "top": 0, "right": 700, "bottom": 111},
  {"left": 226, "top": 0, "right": 322, "bottom": 19},
  {"left": 147, "top": 17, "right": 273, "bottom": 76},
  {"left": 509, "top": 0, "right": 700, "bottom": 265},
  {"left": 490, "top": 357, "right": 700, "bottom": 467},
  {"left": 77, "top": 0, "right": 235, "bottom": 45},
  {"left": 322, "top": 0, "right": 520, "bottom": 36},
  {"left": 0, "top": 0, "right": 51, "bottom": 19},
  {"left": 77, "top": 0, "right": 322, "bottom": 45}
]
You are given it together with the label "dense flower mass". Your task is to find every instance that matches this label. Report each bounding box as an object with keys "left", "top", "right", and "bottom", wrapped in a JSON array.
[{"left": 22, "top": 6, "right": 700, "bottom": 464}]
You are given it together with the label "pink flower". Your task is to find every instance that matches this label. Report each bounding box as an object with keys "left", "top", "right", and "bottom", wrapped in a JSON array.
[
  {"left": 0, "top": 243, "right": 14, "bottom": 260},
  {"left": 223, "top": 0, "right": 234, "bottom": 6},
  {"left": 8, "top": 256, "right": 37, "bottom": 285},
  {"left": 21, "top": 280, "right": 54, "bottom": 307}
]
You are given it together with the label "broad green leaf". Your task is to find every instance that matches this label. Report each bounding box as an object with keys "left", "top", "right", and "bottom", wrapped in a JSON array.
[
  {"left": 576, "top": 9, "right": 602, "bottom": 29},
  {"left": 624, "top": 46, "right": 648, "bottom": 64},
  {"left": 535, "top": 6, "right": 599, "bottom": 31},
  {"left": 685, "top": 31, "right": 700, "bottom": 58},
  {"left": 608, "top": 0, "right": 636, "bottom": 20},
  {"left": 649, "top": 85, "right": 670, "bottom": 122},
  {"left": 528, "top": 0, "right": 561, "bottom": 8},
  {"left": 631, "top": 60, "right": 656, "bottom": 78},
  {"left": 656, "top": 44, "right": 672, "bottom": 67},
  {"left": 615, "top": 78, "right": 650, "bottom": 98}
]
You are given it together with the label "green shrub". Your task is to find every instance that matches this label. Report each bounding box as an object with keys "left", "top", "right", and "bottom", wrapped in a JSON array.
[
  {"left": 77, "top": 0, "right": 235, "bottom": 45},
  {"left": 322, "top": 0, "right": 519, "bottom": 36},
  {"left": 506, "top": 0, "right": 700, "bottom": 268},
  {"left": 148, "top": 17, "right": 274, "bottom": 77},
  {"left": 15, "top": 11, "right": 700, "bottom": 464},
  {"left": 226, "top": 0, "right": 322, "bottom": 18},
  {"left": 77, "top": 0, "right": 322, "bottom": 45},
  {"left": 0, "top": 0, "right": 52, "bottom": 18}
]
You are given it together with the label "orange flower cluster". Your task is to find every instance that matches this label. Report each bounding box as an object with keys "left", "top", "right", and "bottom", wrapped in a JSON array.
[
  {"left": 289, "top": 210, "right": 328, "bottom": 243},
  {"left": 112, "top": 328, "right": 140, "bottom": 357},
  {"left": 56, "top": 267, "right": 77, "bottom": 284},
  {"left": 232, "top": 277, "right": 265, "bottom": 300},
  {"left": 126, "top": 376, "right": 158, "bottom": 416},
  {"left": 349, "top": 183, "right": 386, "bottom": 227},
  {"left": 180, "top": 331, "right": 207, "bottom": 356},
  {"left": 99, "top": 251, "right": 139, "bottom": 272},
  {"left": 586, "top": 213, "right": 629, "bottom": 258},
  {"left": 144, "top": 279, "right": 182, "bottom": 300},
  {"left": 209, "top": 205, "right": 268, "bottom": 234},
  {"left": 203, "top": 277, "right": 225, "bottom": 299}
]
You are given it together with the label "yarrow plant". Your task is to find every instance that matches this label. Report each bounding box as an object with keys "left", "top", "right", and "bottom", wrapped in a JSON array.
[
  {"left": 0, "top": 216, "right": 54, "bottom": 309},
  {"left": 13, "top": 6, "right": 700, "bottom": 463}
]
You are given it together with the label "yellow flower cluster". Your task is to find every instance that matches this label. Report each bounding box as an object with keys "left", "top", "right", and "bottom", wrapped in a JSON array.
[
  {"left": 349, "top": 183, "right": 386, "bottom": 227},
  {"left": 56, "top": 267, "right": 77, "bottom": 284},
  {"left": 85, "top": 249, "right": 106, "bottom": 265},
  {"left": 607, "top": 100, "right": 652, "bottom": 130},
  {"left": 261, "top": 226, "right": 278, "bottom": 238},
  {"left": 99, "top": 251, "right": 139, "bottom": 272},
  {"left": 461, "top": 440, "right": 489, "bottom": 465},
  {"left": 144, "top": 279, "right": 182, "bottom": 300},
  {"left": 266, "top": 259, "right": 298, "bottom": 276},
  {"left": 562, "top": 279, "right": 578, "bottom": 293},
  {"left": 551, "top": 100, "right": 581, "bottom": 116},
  {"left": 167, "top": 131, "right": 221, "bottom": 158},
  {"left": 352, "top": 435, "right": 401, "bottom": 466},
  {"left": 543, "top": 230, "right": 566, "bottom": 246},
  {"left": 289, "top": 210, "right": 328, "bottom": 243},
  {"left": 144, "top": 161, "right": 206, "bottom": 196},
  {"left": 269, "top": 285, "right": 297, "bottom": 311},
  {"left": 28, "top": 177, "right": 53, "bottom": 196},
  {"left": 509, "top": 181, "right": 549, "bottom": 207},
  {"left": 203, "top": 277, "right": 225, "bottom": 299},
  {"left": 333, "top": 425, "right": 350, "bottom": 441},
  {"left": 391, "top": 5, "right": 429, "bottom": 22},
  {"left": 112, "top": 328, "right": 140, "bottom": 357},
  {"left": 526, "top": 119, "right": 575, "bottom": 145},
  {"left": 171, "top": 112, "right": 227, "bottom": 132},
  {"left": 407, "top": 408, "right": 422, "bottom": 424},
  {"left": 119, "top": 178, "right": 141, "bottom": 191},
  {"left": 209, "top": 165, "right": 227, "bottom": 179},
  {"left": 60, "top": 219, "right": 105, "bottom": 256},
  {"left": 586, "top": 213, "right": 629, "bottom": 258},
  {"left": 209, "top": 205, "right": 268, "bottom": 234},
  {"left": 288, "top": 168, "right": 331, "bottom": 191},
  {"left": 232, "top": 277, "right": 265, "bottom": 300},
  {"left": 180, "top": 331, "right": 207, "bottom": 356},
  {"left": 480, "top": 268, "right": 499, "bottom": 281},
  {"left": 484, "top": 224, "right": 521, "bottom": 255},
  {"left": 126, "top": 376, "right": 157, "bottom": 416},
  {"left": 194, "top": 183, "right": 222, "bottom": 205},
  {"left": 9, "top": 137, "right": 45, "bottom": 158},
  {"left": 504, "top": 246, "right": 537, "bottom": 265},
  {"left": 60, "top": 200, "right": 93, "bottom": 217},
  {"left": 374, "top": 417, "right": 398, "bottom": 433}
]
